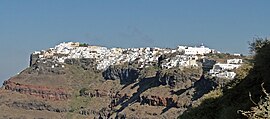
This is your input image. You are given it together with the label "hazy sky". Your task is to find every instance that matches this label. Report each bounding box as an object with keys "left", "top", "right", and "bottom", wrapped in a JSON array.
[{"left": 1, "top": 0, "right": 270, "bottom": 83}]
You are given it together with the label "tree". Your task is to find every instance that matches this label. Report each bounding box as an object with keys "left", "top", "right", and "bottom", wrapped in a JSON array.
[{"left": 249, "top": 37, "right": 270, "bottom": 54}]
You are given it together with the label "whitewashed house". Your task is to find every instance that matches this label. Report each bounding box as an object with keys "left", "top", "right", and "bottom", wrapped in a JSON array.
[
  {"left": 214, "top": 71, "right": 236, "bottom": 79},
  {"left": 227, "top": 59, "right": 243, "bottom": 64},
  {"left": 184, "top": 45, "right": 212, "bottom": 55},
  {"left": 178, "top": 44, "right": 214, "bottom": 55}
]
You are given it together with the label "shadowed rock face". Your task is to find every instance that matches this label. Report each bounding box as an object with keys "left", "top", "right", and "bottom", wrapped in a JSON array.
[
  {"left": 156, "top": 68, "right": 202, "bottom": 88},
  {"left": 30, "top": 54, "right": 39, "bottom": 67},
  {"left": 99, "top": 66, "right": 222, "bottom": 118},
  {"left": 140, "top": 95, "right": 178, "bottom": 107},
  {"left": 64, "top": 58, "right": 97, "bottom": 70},
  {"left": 3, "top": 81, "right": 70, "bottom": 100},
  {"left": 29, "top": 60, "right": 66, "bottom": 75},
  {"left": 102, "top": 66, "right": 140, "bottom": 85}
]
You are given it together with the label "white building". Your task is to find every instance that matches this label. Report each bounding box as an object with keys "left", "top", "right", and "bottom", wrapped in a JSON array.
[
  {"left": 210, "top": 63, "right": 241, "bottom": 72},
  {"left": 227, "top": 59, "right": 243, "bottom": 64},
  {"left": 233, "top": 53, "right": 241, "bottom": 56},
  {"left": 209, "top": 60, "right": 242, "bottom": 79},
  {"left": 212, "top": 71, "right": 236, "bottom": 79},
  {"left": 184, "top": 45, "right": 212, "bottom": 55},
  {"left": 178, "top": 44, "right": 214, "bottom": 55}
]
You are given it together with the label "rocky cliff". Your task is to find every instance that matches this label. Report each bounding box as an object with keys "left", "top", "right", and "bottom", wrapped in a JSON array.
[
  {"left": 0, "top": 42, "right": 235, "bottom": 119},
  {"left": 102, "top": 65, "right": 140, "bottom": 85},
  {"left": 3, "top": 80, "right": 70, "bottom": 100}
]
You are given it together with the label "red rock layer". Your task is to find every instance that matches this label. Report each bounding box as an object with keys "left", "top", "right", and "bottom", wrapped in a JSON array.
[{"left": 3, "top": 80, "right": 70, "bottom": 100}]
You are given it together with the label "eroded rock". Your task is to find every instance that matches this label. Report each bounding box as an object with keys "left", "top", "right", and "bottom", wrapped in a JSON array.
[{"left": 3, "top": 81, "right": 70, "bottom": 100}]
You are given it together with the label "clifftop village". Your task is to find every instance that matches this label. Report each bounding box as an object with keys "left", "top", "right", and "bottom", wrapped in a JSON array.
[{"left": 32, "top": 42, "right": 243, "bottom": 79}]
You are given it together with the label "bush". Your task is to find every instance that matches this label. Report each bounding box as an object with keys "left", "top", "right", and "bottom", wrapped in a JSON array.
[
  {"left": 235, "top": 63, "right": 253, "bottom": 80},
  {"left": 79, "top": 88, "right": 87, "bottom": 96},
  {"left": 239, "top": 83, "right": 270, "bottom": 118},
  {"left": 79, "top": 43, "right": 89, "bottom": 47}
]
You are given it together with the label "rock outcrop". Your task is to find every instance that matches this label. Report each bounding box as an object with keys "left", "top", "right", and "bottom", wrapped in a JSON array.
[
  {"left": 102, "top": 65, "right": 140, "bottom": 85},
  {"left": 30, "top": 53, "right": 39, "bottom": 67},
  {"left": 140, "top": 95, "right": 178, "bottom": 107},
  {"left": 29, "top": 59, "right": 66, "bottom": 75},
  {"left": 64, "top": 58, "right": 97, "bottom": 70},
  {"left": 7, "top": 101, "right": 68, "bottom": 113},
  {"left": 79, "top": 108, "right": 113, "bottom": 118},
  {"left": 157, "top": 67, "right": 202, "bottom": 88},
  {"left": 3, "top": 81, "right": 70, "bottom": 100}
]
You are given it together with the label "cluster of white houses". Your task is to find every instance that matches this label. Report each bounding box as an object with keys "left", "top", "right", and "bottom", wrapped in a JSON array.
[
  {"left": 161, "top": 55, "right": 198, "bottom": 69},
  {"left": 33, "top": 42, "right": 242, "bottom": 79},
  {"left": 209, "top": 59, "right": 243, "bottom": 79}
]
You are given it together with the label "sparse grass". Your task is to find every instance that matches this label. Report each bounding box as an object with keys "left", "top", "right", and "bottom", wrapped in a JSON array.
[
  {"left": 235, "top": 63, "right": 253, "bottom": 80},
  {"left": 70, "top": 96, "right": 91, "bottom": 110},
  {"left": 202, "top": 88, "right": 223, "bottom": 100},
  {"left": 68, "top": 95, "right": 91, "bottom": 114},
  {"left": 66, "top": 65, "right": 104, "bottom": 90}
]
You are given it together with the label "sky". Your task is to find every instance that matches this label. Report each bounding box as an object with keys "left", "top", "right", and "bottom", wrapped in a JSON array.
[{"left": 0, "top": 0, "right": 270, "bottom": 83}]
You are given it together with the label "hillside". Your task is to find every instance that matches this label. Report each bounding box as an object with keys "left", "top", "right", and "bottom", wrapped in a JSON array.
[
  {"left": 0, "top": 42, "right": 245, "bottom": 118},
  {"left": 179, "top": 38, "right": 270, "bottom": 119}
]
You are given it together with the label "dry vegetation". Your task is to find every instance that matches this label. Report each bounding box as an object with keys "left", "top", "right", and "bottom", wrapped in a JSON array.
[{"left": 179, "top": 38, "right": 270, "bottom": 119}]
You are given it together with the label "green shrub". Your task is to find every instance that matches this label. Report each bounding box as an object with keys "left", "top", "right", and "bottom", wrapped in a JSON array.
[
  {"left": 79, "top": 43, "right": 89, "bottom": 47},
  {"left": 79, "top": 88, "right": 87, "bottom": 96}
]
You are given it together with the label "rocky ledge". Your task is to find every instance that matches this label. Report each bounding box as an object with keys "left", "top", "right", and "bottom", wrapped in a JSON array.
[
  {"left": 7, "top": 101, "right": 68, "bottom": 113},
  {"left": 3, "top": 81, "right": 70, "bottom": 100}
]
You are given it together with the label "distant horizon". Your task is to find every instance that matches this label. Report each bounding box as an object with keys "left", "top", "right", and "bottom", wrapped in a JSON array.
[{"left": 1, "top": 0, "right": 269, "bottom": 83}]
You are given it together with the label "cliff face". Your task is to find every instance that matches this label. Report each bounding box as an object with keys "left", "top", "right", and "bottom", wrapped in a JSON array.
[
  {"left": 102, "top": 65, "right": 140, "bottom": 85},
  {"left": 98, "top": 65, "right": 222, "bottom": 118},
  {"left": 0, "top": 59, "right": 220, "bottom": 118},
  {"left": 3, "top": 80, "right": 70, "bottom": 100},
  {"left": 29, "top": 58, "right": 66, "bottom": 75},
  {"left": 0, "top": 42, "right": 232, "bottom": 119},
  {"left": 157, "top": 68, "right": 201, "bottom": 88},
  {"left": 64, "top": 58, "right": 97, "bottom": 70}
]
